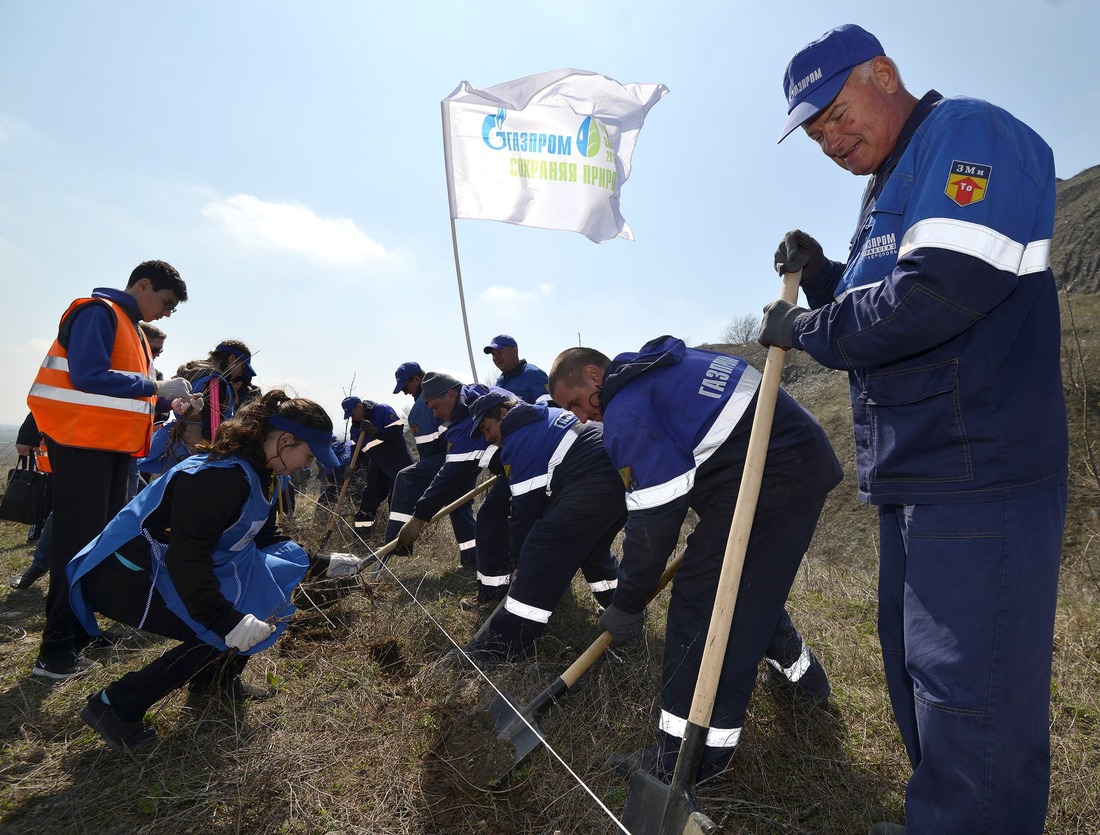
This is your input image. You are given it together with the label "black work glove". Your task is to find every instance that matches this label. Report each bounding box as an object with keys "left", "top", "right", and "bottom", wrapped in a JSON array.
[
  {"left": 758, "top": 300, "right": 808, "bottom": 350},
  {"left": 599, "top": 604, "right": 645, "bottom": 646},
  {"left": 396, "top": 517, "right": 427, "bottom": 548},
  {"left": 774, "top": 229, "right": 828, "bottom": 283}
]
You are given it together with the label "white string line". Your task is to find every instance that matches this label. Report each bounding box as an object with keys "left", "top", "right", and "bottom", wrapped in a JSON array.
[{"left": 298, "top": 488, "right": 633, "bottom": 834}]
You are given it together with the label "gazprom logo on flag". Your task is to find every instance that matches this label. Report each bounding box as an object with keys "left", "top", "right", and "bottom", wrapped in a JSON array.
[
  {"left": 479, "top": 109, "right": 618, "bottom": 190},
  {"left": 482, "top": 108, "right": 574, "bottom": 155}
]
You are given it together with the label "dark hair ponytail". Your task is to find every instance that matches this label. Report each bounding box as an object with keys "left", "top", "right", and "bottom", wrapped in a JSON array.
[{"left": 199, "top": 389, "right": 332, "bottom": 460}]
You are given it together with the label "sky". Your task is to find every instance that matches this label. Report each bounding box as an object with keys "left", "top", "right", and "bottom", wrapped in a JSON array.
[{"left": 1, "top": 0, "right": 1096, "bottom": 430}]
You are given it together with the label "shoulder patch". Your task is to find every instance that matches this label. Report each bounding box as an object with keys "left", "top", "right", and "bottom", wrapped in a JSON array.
[
  {"left": 619, "top": 465, "right": 637, "bottom": 492},
  {"left": 503, "top": 463, "right": 512, "bottom": 479},
  {"left": 945, "top": 160, "right": 990, "bottom": 207}
]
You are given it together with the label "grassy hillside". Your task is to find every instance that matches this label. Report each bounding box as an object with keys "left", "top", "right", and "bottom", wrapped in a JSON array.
[{"left": 0, "top": 293, "right": 1097, "bottom": 834}]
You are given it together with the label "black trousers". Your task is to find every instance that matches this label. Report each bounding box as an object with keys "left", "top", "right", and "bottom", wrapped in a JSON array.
[
  {"left": 82, "top": 555, "right": 229, "bottom": 722},
  {"left": 40, "top": 439, "right": 130, "bottom": 659}
]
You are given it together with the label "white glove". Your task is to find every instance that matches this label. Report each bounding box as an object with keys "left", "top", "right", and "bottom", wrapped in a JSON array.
[
  {"left": 172, "top": 393, "right": 206, "bottom": 416},
  {"left": 225, "top": 614, "right": 275, "bottom": 651},
  {"left": 156, "top": 377, "right": 193, "bottom": 400},
  {"left": 325, "top": 552, "right": 363, "bottom": 577}
]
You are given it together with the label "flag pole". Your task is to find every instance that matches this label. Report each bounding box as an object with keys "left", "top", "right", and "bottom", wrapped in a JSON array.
[
  {"left": 441, "top": 100, "right": 480, "bottom": 382},
  {"left": 449, "top": 217, "right": 479, "bottom": 382}
]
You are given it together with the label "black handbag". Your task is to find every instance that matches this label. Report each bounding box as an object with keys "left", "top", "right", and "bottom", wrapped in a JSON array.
[{"left": 0, "top": 455, "right": 50, "bottom": 525}]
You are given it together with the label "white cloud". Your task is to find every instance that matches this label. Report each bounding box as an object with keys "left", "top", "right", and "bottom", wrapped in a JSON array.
[
  {"left": 201, "top": 194, "right": 392, "bottom": 265},
  {"left": 480, "top": 283, "right": 555, "bottom": 304}
]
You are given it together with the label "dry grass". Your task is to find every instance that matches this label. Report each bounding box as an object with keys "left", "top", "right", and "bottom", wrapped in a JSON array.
[{"left": 1, "top": 292, "right": 1099, "bottom": 833}]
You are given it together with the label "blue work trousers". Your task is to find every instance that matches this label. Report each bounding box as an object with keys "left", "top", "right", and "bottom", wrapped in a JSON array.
[
  {"left": 384, "top": 454, "right": 476, "bottom": 565},
  {"left": 877, "top": 483, "right": 1066, "bottom": 835},
  {"left": 473, "top": 477, "right": 513, "bottom": 602},
  {"left": 488, "top": 472, "right": 625, "bottom": 655}
]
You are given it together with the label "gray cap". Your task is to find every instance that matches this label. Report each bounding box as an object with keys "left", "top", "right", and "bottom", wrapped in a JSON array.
[{"left": 420, "top": 371, "right": 462, "bottom": 401}]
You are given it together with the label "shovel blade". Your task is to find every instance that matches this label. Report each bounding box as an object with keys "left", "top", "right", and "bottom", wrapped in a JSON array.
[
  {"left": 621, "top": 769, "right": 719, "bottom": 835},
  {"left": 485, "top": 691, "right": 547, "bottom": 770}
]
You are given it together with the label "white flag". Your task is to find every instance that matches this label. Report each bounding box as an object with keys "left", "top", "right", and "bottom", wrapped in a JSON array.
[{"left": 442, "top": 69, "right": 668, "bottom": 243}]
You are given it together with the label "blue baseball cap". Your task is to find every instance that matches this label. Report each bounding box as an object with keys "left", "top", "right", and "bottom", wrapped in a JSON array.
[
  {"left": 778, "top": 24, "right": 884, "bottom": 142},
  {"left": 467, "top": 391, "right": 513, "bottom": 439},
  {"left": 483, "top": 334, "right": 518, "bottom": 353},
  {"left": 393, "top": 361, "right": 423, "bottom": 394},
  {"left": 341, "top": 396, "right": 362, "bottom": 419}
]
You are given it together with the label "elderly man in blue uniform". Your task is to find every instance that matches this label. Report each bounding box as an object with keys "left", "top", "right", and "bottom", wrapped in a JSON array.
[
  {"left": 340, "top": 396, "right": 413, "bottom": 530},
  {"left": 549, "top": 336, "right": 839, "bottom": 785},
  {"left": 388, "top": 372, "right": 514, "bottom": 607},
  {"left": 384, "top": 362, "right": 477, "bottom": 569},
  {"left": 484, "top": 334, "right": 549, "bottom": 404},
  {"left": 761, "top": 24, "right": 1068, "bottom": 835},
  {"left": 463, "top": 391, "right": 624, "bottom": 662}
]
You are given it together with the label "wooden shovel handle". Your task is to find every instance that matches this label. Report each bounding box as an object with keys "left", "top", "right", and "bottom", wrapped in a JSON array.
[
  {"left": 367, "top": 474, "right": 499, "bottom": 562},
  {"left": 688, "top": 270, "right": 802, "bottom": 726},
  {"left": 318, "top": 430, "right": 372, "bottom": 545},
  {"left": 559, "top": 549, "right": 685, "bottom": 689}
]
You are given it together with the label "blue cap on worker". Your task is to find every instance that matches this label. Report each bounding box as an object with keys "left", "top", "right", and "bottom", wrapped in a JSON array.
[
  {"left": 483, "top": 334, "right": 518, "bottom": 353},
  {"left": 393, "top": 361, "right": 424, "bottom": 394},
  {"left": 468, "top": 391, "right": 513, "bottom": 439},
  {"left": 778, "top": 23, "right": 884, "bottom": 142},
  {"left": 341, "top": 396, "right": 362, "bottom": 419}
]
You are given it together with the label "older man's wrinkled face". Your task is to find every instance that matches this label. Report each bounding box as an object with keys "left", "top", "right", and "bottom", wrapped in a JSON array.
[{"left": 803, "top": 58, "right": 901, "bottom": 176}]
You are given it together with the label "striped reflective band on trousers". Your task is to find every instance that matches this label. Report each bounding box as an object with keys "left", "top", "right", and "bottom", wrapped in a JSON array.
[
  {"left": 505, "top": 577, "right": 617, "bottom": 625},
  {"left": 509, "top": 426, "right": 581, "bottom": 497},
  {"left": 766, "top": 640, "right": 812, "bottom": 682},
  {"left": 477, "top": 570, "right": 510, "bottom": 587},
  {"left": 506, "top": 596, "right": 551, "bottom": 623},
  {"left": 660, "top": 710, "right": 741, "bottom": 749}
]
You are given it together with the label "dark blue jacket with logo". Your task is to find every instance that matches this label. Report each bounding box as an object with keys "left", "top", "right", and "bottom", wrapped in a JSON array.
[
  {"left": 498, "top": 401, "right": 615, "bottom": 562},
  {"left": 599, "top": 336, "right": 761, "bottom": 611},
  {"left": 790, "top": 93, "right": 1067, "bottom": 504}
]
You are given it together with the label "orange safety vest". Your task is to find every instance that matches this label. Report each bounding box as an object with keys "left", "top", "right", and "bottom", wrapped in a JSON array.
[{"left": 27, "top": 297, "right": 156, "bottom": 455}]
